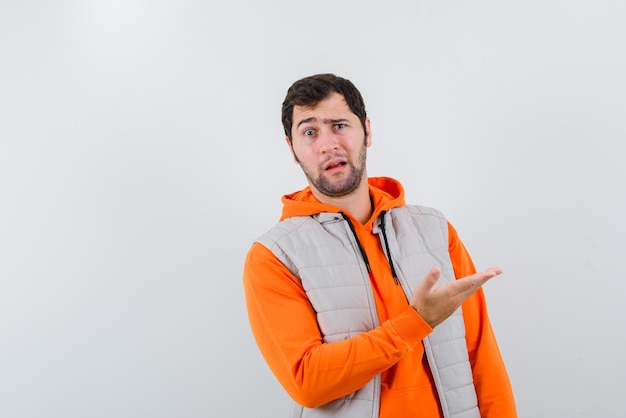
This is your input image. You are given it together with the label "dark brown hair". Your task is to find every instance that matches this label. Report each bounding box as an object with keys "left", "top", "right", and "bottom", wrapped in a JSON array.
[{"left": 281, "top": 74, "right": 367, "bottom": 143}]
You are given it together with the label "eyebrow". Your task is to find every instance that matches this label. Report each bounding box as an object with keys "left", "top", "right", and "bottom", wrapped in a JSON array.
[{"left": 296, "top": 117, "right": 350, "bottom": 129}]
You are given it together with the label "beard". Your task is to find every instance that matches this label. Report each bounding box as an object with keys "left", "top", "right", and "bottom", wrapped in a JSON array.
[{"left": 298, "top": 143, "right": 367, "bottom": 198}]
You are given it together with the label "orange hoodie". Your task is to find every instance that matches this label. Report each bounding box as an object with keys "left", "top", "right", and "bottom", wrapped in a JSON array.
[{"left": 243, "top": 177, "right": 516, "bottom": 417}]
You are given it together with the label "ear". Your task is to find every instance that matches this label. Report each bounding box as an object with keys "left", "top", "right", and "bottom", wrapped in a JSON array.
[
  {"left": 365, "top": 118, "right": 372, "bottom": 148},
  {"left": 285, "top": 136, "right": 300, "bottom": 163}
]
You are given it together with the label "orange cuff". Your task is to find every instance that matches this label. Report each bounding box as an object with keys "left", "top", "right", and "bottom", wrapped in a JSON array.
[{"left": 388, "top": 307, "right": 433, "bottom": 349}]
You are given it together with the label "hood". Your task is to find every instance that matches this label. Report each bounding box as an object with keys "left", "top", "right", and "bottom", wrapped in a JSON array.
[{"left": 279, "top": 176, "right": 406, "bottom": 222}]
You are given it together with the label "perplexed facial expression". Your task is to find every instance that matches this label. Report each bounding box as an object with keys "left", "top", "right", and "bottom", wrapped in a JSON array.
[{"left": 289, "top": 92, "right": 372, "bottom": 198}]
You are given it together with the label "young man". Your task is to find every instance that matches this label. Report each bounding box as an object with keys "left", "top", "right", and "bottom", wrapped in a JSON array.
[{"left": 243, "top": 74, "right": 516, "bottom": 417}]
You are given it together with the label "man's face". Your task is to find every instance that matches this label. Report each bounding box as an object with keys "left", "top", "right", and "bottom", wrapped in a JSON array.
[{"left": 288, "top": 92, "right": 372, "bottom": 198}]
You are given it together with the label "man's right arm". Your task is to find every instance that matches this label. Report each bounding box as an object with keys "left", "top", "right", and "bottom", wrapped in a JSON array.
[{"left": 242, "top": 242, "right": 432, "bottom": 408}]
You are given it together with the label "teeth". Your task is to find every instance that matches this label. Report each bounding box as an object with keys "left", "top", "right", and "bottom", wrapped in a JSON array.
[{"left": 325, "top": 160, "right": 345, "bottom": 170}]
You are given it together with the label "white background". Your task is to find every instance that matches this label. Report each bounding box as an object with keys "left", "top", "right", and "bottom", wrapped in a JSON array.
[{"left": 1, "top": 1, "right": 625, "bottom": 417}]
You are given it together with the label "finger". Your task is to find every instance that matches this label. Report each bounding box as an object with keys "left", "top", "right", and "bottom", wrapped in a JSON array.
[
  {"left": 426, "top": 267, "right": 441, "bottom": 284},
  {"left": 428, "top": 266, "right": 441, "bottom": 279},
  {"left": 417, "top": 267, "right": 441, "bottom": 293},
  {"left": 463, "top": 267, "right": 503, "bottom": 291},
  {"left": 483, "top": 266, "right": 503, "bottom": 276},
  {"left": 449, "top": 272, "right": 490, "bottom": 298}
]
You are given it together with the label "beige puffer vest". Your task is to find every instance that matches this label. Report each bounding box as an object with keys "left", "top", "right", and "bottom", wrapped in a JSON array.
[{"left": 257, "top": 205, "right": 479, "bottom": 418}]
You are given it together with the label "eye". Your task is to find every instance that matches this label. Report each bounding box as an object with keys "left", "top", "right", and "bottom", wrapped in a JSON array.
[
  {"left": 334, "top": 123, "right": 346, "bottom": 130},
  {"left": 304, "top": 129, "right": 316, "bottom": 136}
]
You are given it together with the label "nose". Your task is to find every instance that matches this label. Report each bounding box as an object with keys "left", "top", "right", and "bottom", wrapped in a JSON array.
[
  {"left": 318, "top": 131, "right": 339, "bottom": 153},
  {"left": 320, "top": 143, "right": 339, "bottom": 153}
]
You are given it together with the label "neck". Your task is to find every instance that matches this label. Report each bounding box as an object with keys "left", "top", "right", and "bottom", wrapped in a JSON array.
[{"left": 311, "top": 178, "right": 373, "bottom": 224}]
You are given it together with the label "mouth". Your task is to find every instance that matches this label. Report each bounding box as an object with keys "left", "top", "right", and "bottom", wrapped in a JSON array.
[{"left": 323, "top": 158, "right": 347, "bottom": 171}]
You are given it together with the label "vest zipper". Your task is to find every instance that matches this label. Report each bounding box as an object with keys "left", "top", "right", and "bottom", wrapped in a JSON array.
[
  {"left": 340, "top": 211, "right": 399, "bottom": 286},
  {"left": 339, "top": 212, "right": 372, "bottom": 277},
  {"left": 379, "top": 210, "right": 399, "bottom": 285}
]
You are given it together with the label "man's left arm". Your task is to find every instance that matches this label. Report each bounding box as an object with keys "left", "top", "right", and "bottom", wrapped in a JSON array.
[{"left": 448, "top": 222, "right": 517, "bottom": 417}]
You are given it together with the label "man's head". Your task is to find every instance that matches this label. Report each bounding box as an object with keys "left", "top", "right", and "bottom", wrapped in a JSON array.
[
  {"left": 281, "top": 74, "right": 367, "bottom": 144},
  {"left": 282, "top": 74, "right": 372, "bottom": 200}
]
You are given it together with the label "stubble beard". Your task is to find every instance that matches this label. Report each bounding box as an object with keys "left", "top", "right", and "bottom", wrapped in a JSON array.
[{"left": 299, "top": 143, "right": 367, "bottom": 198}]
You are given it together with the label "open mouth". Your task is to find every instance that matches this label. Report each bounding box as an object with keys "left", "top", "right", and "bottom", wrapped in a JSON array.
[
  {"left": 325, "top": 161, "right": 347, "bottom": 171},
  {"left": 324, "top": 158, "right": 347, "bottom": 171}
]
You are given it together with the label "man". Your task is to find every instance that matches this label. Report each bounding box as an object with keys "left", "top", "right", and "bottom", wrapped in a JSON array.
[{"left": 243, "top": 74, "right": 516, "bottom": 417}]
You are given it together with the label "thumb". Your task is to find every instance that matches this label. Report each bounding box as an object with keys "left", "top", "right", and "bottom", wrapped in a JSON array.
[{"left": 417, "top": 267, "right": 441, "bottom": 293}]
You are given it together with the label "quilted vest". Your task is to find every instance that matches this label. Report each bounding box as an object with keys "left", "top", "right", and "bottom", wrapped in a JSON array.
[{"left": 257, "top": 205, "right": 480, "bottom": 418}]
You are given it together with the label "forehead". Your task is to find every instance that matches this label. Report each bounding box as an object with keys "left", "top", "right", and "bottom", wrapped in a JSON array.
[{"left": 292, "top": 92, "right": 354, "bottom": 124}]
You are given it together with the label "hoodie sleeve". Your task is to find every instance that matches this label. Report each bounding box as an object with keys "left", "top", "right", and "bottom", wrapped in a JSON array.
[
  {"left": 448, "top": 222, "right": 517, "bottom": 417},
  {"left": 243, "top": 242, "right": 433, "bottom": 408}
]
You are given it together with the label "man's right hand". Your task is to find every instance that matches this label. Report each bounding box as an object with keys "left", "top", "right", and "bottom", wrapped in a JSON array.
[{"left": 409, "top": 266, "right": 503, "bottom": 328}]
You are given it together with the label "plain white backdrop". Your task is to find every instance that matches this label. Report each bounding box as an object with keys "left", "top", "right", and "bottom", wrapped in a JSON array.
[{"left": 1, "top": 1, "right": 625, "bottom": 417}]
